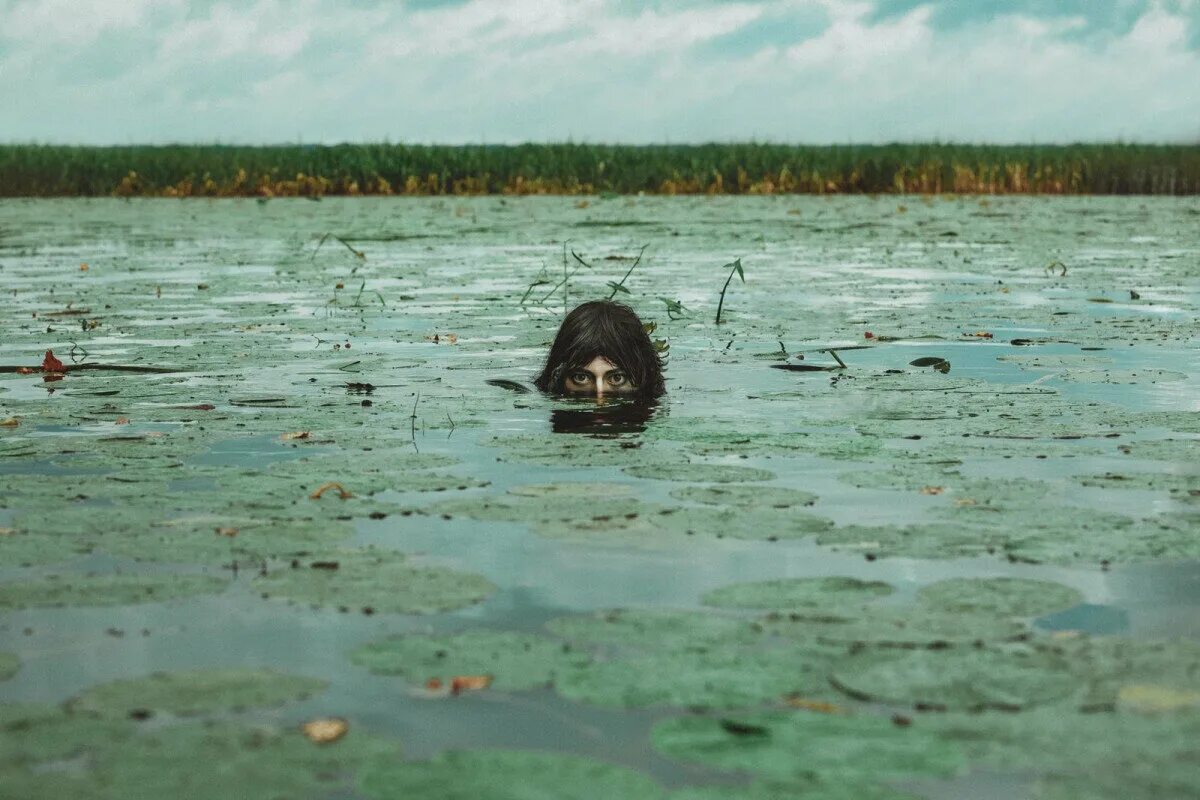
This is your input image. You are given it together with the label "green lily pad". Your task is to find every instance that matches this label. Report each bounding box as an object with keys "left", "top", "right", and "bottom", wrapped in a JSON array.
[
  {"left": 0, "top": 573, "right": 227, "bottom": 609},
  {"left": 670, "top": 485, "right": 818, "bottom": 508},
  {"left": 624, "top": 464, "right": 775, "bottom": 483},
  {"left": 830, "top": 647, "right": 1076, "bottom": 711},
  {"left": 775, "top": 610, "right": 1028, "bottom": 648},
  {"left": 652, "top": 710, "right": 964, "bottom": 785},
  {"left": 916, "top": 578, "right": 1083, "bottom": 618},
  {"left": 0, "top": 529, "right": 91, "bottom": 566},
  {"left": 816, "top": 522, "right": 1010, "bottom": 561},
  {"left": 350, "top": 630, "right": 590, "bottom": 690},
  {"left": 508, "top": 483, "right": 637, "bottom": 499},
  {"left": 2, "top": 719, "right": 401, "bottom": 800},
  {"left": 670, "top": 781, "right": 922, "bottom": 800},
  {"left": 1032, "top": 635, "right": 1200, "bottom": 710},
  {"left": 546, "top": 609, "right": 761, "bottom": 654},
  {"left": 69, "top": 668, "right": 328, "bottom": 717},
  {"left": 0, "top": 703, "right": 136, "bottom": 765},
  {"left": 485, "top": 434, "right": 674, "bottom": 468},
  {"left": 556, "top": 646, "right": 837, "bottom": 710},
  {"left": 359, "top": 749, "right": 665, "bottom": 800},
  {"left": 254, "top": 548, "right": 495, "bottom": 614},
  {"left": 0, "top": 653, "right": 18, "bottom": 681},
  {"left": 702, "top": 577, "right": 894, "bottom": 615}
]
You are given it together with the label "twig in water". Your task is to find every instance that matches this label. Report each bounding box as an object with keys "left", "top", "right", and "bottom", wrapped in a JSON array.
[
  {"left": 312, "top": 233, "right": 366, "bottom": 262},
  {"left": 537, "top": 245, "right": 593, "bottom": 305},
  {"left": 715, "top": 258, "right": 744, "bottom": 325},
  {"left": 409, "top": 391, "right": 421, "bottom": 451},
  {"left": 350, "top": 280, "right": 386, "bottom": 308},
  {"left": 828, "top": 349, "right": 847, "bottom": 369},
  {"left": 446, "top": 413, "right": 456, "bottom": 438},
  {"left": 606, "top": 244, "right": 649, "bottom": 300}
]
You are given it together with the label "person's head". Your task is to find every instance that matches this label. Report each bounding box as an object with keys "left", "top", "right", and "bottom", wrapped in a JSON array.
[{"left": 534, "top": 300, "right": 665, "bottom": 400}]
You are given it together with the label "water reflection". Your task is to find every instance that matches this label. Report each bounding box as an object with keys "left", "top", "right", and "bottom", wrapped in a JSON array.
[{"left": 551, "top": 400, "right": 660, "bottom": 435}]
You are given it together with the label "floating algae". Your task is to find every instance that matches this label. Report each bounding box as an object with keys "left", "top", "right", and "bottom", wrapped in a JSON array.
[
  {"left": 68, "top": 668, "right": 328, "bottom": 717},
  {"left": 350, "top": 630, "right": 590, "bottom": 691},
  {"left": 0, "top": 573, "right": 226, "bottom": 609},
  {"left": 652, "top": 710, "right": 964, "bottom": 787},
  {"left": 702, "top": 577, "right": 894, "bottom": 614},
  {"left": 254, "top": 547, "right": 495, "bottom": 614},
  {"left": 0, "top": 652, "right": 17, "bottom": 681},
  {"left": 359, "top": 750, "right": 665, "bottom": 800},
  {"left": 829, "top": 647, "right": 1077, "bottom": 711},
  {"left": 915, "top": 578, "right": 1083, "bottom": 618}
]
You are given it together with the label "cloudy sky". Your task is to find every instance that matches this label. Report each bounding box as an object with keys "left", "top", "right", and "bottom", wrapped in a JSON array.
[{"left": 2, "top": 0, "right": 1198, "bottom": 144}]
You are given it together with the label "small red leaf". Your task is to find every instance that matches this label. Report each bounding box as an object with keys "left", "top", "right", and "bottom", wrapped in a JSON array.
[{"left": 42, "top": 350, "right": 65, "bottom": 372}]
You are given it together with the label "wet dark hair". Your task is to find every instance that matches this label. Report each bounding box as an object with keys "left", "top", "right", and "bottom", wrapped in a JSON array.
[{"left": 534, "top": 300, "right": 665, "bottom": 398}]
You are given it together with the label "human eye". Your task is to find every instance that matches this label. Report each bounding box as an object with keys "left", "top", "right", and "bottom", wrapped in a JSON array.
[
  {"left": 606, "top": 372, "right": 627, "bottom": 386},
  {"left": 568, "top": 371, "right": 592, "bottom": 385}
]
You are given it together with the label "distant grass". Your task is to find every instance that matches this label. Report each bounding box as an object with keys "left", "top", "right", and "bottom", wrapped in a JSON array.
[{"left": 1, "top": 143, "right": 1197, "bottom": 196}]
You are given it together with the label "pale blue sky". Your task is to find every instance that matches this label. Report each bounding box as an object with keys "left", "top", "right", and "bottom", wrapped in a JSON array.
[{"left": 1, "top": 0, "right": 1197, "bottom": 143}]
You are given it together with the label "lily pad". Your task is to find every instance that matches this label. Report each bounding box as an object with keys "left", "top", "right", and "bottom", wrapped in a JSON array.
[
  {"left": 916, "top": 578, "right": 1083, "bottom": 618},
  {"left": 670, "top": 485, "right": 817, "bottom": 508},
  {"left": 0, "top": 573, "right": 227, "bottom": 609},
  {"left": 702, "top": 577, "right": 894, "bottom": 615},
  {"left": 350, "top": 630, "right": 590, "bottom": 690},
  {"left": 0, "top": 653, "right": 18, "bottom": 681},
  {"left": 69, "top": 668, "right": 328, "bottom": 717},
  {"left": 652, "top": 710, "right": 965, "bottom": 785},
  {"left": 359, "top": 749, "right": 665, "bottom": 800},
  {"left": 556, "top": 646, "right": 837, "bottom": 710},
  {"left": 830, "top": 647, "right": 1076, "bottom": 711},
  {"left": 546, "top": 609, "right": 760, "bottom": 654},
  {"left": 2, "top": 719, "right": 401, "bottom": 800},
  {"left": 777, "top": 609, "right": 1028, "bottom": 648},
  {"left": 624, "top": 464, "right": 776, "bottom": 483},
  {"left": 254, "top": 548, "right": 495, "bottom": 614},
  {"left": 0, "top": 703, "right": 136, "bottom": 765}
]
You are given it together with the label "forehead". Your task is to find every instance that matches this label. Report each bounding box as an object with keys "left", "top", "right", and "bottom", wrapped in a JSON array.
[{"left": 578, "top": 355, "right": 621, "bottom": 373}]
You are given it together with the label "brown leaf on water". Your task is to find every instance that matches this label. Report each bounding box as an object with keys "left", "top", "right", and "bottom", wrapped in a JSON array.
[
  {"left": 114, "top": 417, "right": 130, "bottom": 425},
  {"left": 0, "top": 417, "right": 18, "bottom": 427},
  {"left": 919, "top": 486, "right": 944, "bottom": 496},
  {"left": 215, "top": 527, "right": 239, "bottom": 538},
  {"left": 281, "top": 431, "right": 311, "bottom": 441},
  {"left": 450, "top": 675, "right": 492, "bottom": 695},
  {"left": 309, "top": 482, "right": 353, "bottom": 500},
  {"left": 783, "top": 695, "right": 847, "bottom": 715},
  {"left": 301, "top": 717, "right": 349, "bottom": 744}
]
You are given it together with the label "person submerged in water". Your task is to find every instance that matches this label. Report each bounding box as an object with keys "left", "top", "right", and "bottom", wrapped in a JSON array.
[{"left": 534, "top": 300, "right": 666, "bottom": 400}]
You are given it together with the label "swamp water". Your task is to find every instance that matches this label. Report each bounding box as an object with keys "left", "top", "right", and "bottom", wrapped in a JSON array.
[{"left": 0, "top": 196, "right": 1197, "bottom": 799}]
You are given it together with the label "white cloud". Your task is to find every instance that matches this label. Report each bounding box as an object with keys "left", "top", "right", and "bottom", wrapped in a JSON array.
[{"left": 0, "top": 0, "right": 1196, "bottom": 143}]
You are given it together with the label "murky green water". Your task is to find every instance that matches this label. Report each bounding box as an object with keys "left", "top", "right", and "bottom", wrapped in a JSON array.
[{"left": 1, "top": 196, "right": 1197, "bottom": 799}]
